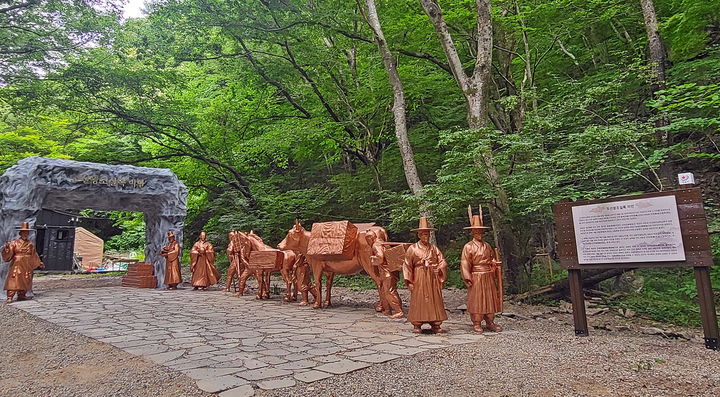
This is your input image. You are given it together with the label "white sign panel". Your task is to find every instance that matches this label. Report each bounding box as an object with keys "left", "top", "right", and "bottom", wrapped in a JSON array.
[
  {"left": 677, "top": 172, "right": 695, "bottom": 185},
  {"left": 572, "top": 196, "right": 686, "bottom": 264}
]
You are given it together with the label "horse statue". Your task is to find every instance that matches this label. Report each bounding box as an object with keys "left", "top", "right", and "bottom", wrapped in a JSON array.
[
  {"left": 278, "top": 220, "right": 386, "bottom": 309},
  {"left": 243, "top": 231, "right": 298, "bottom": 301}
]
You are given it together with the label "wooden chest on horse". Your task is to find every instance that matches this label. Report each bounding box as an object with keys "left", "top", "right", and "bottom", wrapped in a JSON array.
[
  {"left": 383, "top": 244, "right": 407, "bottom": 272},
  {"left": 248, "top": 250, "right": 283, "bottom": 270},
  {"left": 307, "top": 221, "right": 358, "bottom": 260}
]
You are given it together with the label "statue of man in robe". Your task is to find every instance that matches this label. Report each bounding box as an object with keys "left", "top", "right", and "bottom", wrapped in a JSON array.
[
  {"left": 403, "top": 217, "right": 447, "bottom": 334},
  {"left": 160, "top": 231, "right": 182, "bottom": 290},
  {"left": 2, "top": 222, "right": 44, "bottom": 303},
  {"left": 461, "top": 208, "right": 503, "bottom": 333},
  {"left": 190, "top": 231, "right": 220, "bottom": 290}
]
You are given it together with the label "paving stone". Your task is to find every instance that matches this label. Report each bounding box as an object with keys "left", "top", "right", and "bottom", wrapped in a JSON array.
[
  {"left": 314, "top": 355, "right": 343, "bottom": 363},
  {"left": 166, "top": 358, "right": 217, "bottom": 371},
  {"left": 276, "top": 359, "right": 317, "bottom": 370},
  {"left": 125, "top": 344, "right": 169, "bottom": 356},
  {"left": 14, "top": 286, "right": 493, "bottom": 395},
  {"left": 352, "top": 353, "right": 400, "bottom": 364},
  {"left": 293, "top": 370, "right": 334, "bottom": 383},
  {"left": 258, "top": 356, "right": 289, "bottom": 365},
  {"left": 219, "top": 384, "right": 255, "bottom": 397},
  {"left": 236, "top": 367, "right": 293, "bottom": 381},
  {"left": 315, "top": 359, "right": 371, "bottom": 375},
  {"left": 185, "top": 367, "right": 244, "bottom": 380},
  {"left": 144, "top": 349, "right": 185, "bottom": 364},
  {"left": 341, "top": 348, "right": 377, "bottom": 358},
  {"left": 243, "top": 359, "right": 269, "bottom": 369},
  {"left": 241, "top": 337, "right": 264, "bottom": 347},
  {"left": 391, "top": 338, "right": 429, "bottom": 347},
  {"left": 196, "top": 375, "right": 248, "bottom": 394},
  {"left": 257, "top": 377, "right": 296, "bottom": 390}
]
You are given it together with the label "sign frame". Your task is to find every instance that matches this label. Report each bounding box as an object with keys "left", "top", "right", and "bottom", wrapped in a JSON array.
[{"left": 553, "top": 188, "right": 718, "bottom": 350}]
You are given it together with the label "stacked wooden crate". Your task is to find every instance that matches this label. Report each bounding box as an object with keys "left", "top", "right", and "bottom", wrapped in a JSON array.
[{"left": 121, "top": 263, "right": 157, "bottom": 288}]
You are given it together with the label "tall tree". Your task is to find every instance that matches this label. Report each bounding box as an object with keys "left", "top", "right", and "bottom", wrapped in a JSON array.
[
  {"left": 640, "top": 0, "right": 668, "bottom": 93},
  {"left": 419, "top": 0, "right": 525, "bottom": 291},
  {"left": 359, "top": 0, "right": 433, "bottom": 223}
]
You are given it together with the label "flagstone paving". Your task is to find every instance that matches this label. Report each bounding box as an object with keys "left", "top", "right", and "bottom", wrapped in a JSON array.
[{"left": 14, "top": 287, "right": 494, "bottom": 395}]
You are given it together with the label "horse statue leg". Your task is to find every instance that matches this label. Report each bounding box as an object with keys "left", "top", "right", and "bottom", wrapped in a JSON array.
[
  {"left": 324, "top": 272, "right": 335, "bottom": 307},
  {"left": 311, "top": 261, "right": 324, "bottom": 309}
]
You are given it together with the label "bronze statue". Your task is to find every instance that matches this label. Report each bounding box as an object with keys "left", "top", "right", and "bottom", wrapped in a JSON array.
[
  {"left": 224, "top": 231, "right": 247, "bottom": 293},
  {"left": 278, "top": 221, "right": 385, "bottom": 310},
  {"left": 403, "top": 217, "right": 447, "bottom": 334},
  {"left": 277, "top": 220, "right": 318, "bottom": 306},
  {"left": 190, "top": 231, "right": 220, "bottom": 290},
  {"left": 160, "top": 231, "right": 182, "bottom": 289},
  {"left": 461, "top": 207, "right": 503, "bottom": 332},
  {"left": 2, "top": 222, "right": 44, "bottom": 303},
  {"left": 244, "top": 231, "right": 297, "bottom": 301},
  {"left": 366, "top": 230, "right": 404, "bottom": 318}
]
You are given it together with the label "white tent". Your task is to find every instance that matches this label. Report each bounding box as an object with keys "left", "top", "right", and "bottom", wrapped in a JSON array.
[{"left": 73, "top": 227, "right": 104, "bottom": 270}]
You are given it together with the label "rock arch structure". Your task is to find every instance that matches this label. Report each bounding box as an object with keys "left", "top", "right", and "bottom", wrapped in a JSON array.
[{"left": 0, "top": 157, "right": 187, "bottom": 295}]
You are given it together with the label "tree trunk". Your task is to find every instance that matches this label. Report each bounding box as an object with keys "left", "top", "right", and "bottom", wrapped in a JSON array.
[
  {"left": 364, "top": 0, "right": 424, "bottom": 196},
  {"left": 363, "top": 0, "right": 436, "bottom": 239},
  {"left": 640, "top": 0, "right": 673, "bottom": 185},
  {"left": 512, "top": 268, "right": 629, "bottom": 301},
  {"left": 420, "top": 0, "right": 524, "bottom": 291},
  {"left": 640, "top": 0, "right": 667, "bottom": 94}
]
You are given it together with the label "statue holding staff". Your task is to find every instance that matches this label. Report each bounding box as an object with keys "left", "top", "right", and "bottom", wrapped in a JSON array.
[
  {"left": 461, "top": 205, "right": 503, "bottom": 333},
  {"left": 160, "top": 231, "right": 182, "bottom": 290},
  {"left": 2, "top": 222, "right": 44, "bottom": 303},
  {"left": 403, "top": 217, "right": 448, "bottom": 334}
]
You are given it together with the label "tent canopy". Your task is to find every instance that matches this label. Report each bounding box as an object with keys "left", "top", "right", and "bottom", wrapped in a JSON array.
[{"left": 74, "top": 227, "right": 104, "bottom": 270}]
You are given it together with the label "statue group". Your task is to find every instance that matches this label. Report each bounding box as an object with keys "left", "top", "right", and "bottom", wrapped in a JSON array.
[
  {"left": 156, "top": 205, "right": 504, "bottom": 334},
  {"left": 3, "top": 207, "right": 503, "bottom": 334}
]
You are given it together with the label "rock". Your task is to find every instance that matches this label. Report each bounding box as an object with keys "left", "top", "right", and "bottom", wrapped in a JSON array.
[
  {"left": 530, "top": 311, "right": 545, "bottom": 319},
  {"left": 641, "top": 327, "right": 666, "bottom": 336},
  {"left": 623, "top": 309, "right": 636, "bottom": 318},
  {"left": 456, "top": 304, "right": 467, "bottom": 312}
]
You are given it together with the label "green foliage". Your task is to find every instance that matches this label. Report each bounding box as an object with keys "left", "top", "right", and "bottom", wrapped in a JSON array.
[
  {"left": 104, "top": 212, "right": 145, "bottom": 252},
  {"left": 618, "top": 268, "right": 720, "bottom": 326},
  {"left": 1, "top": 0, "right": 718, "bottom": 315}
]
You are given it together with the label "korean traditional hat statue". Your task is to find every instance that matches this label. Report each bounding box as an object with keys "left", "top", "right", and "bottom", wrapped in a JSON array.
[
  {"left": 190, "top": 231, "right": 220, "bottom": 290},
  {"left": 160, "top": 231, "right": 182, "bottom": 290},
  {"left": 460, "top": 205, "right": 503, "bottom": 333},
  {"left": 2, "top": 222, "right": 44, "bottom": 303},
  {"left": 403, "top": 217, "right": 448, "bottom": 334}
]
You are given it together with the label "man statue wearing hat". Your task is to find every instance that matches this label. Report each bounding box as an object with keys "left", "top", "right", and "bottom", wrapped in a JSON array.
[
  {"left": 190, "top": 231, "right": 220, "bottom": 290},
  {"left": 403, "top": 217, "right": 448, "bottom": 333},
  {"left": 160, "top": 231, "right": 182, "bottom": 290},
  {"left": 2, "top": 222, "right": 44, "bottom": 303},
  {"left": 461, "top": 206, "right": 503, "bottom": 333}
]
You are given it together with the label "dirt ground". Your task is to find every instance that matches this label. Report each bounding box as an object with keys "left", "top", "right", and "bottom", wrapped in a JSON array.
[{"left": 1, "top": 274, "right": 718, "bottom": 397}]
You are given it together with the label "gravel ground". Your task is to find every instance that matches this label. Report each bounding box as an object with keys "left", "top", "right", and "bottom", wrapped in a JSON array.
[
  {"left": 0, "top": 301, "right": 212, "bottom": 397},
  {"left": 3, "top": 274, "right": 718, "bottom": 397}
]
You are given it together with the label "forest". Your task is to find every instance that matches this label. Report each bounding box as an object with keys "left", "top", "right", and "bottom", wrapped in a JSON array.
[{"left": 1, "top": 0, "right": 718, "bottom": 324}]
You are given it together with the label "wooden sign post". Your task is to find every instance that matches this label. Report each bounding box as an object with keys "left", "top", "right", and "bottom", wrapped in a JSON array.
[{"left": 553, "top": 188, "right": 718, "bottom": 350}]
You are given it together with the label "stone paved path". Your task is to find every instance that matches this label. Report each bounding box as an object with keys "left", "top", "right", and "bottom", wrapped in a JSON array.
[{"left": 14, "top": 287, "right": 491, "bottom": 396}]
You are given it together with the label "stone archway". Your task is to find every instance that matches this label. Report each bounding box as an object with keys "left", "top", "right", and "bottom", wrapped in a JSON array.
[{"left": 0, "top": 157, "right": 187, "bottom": 295}]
